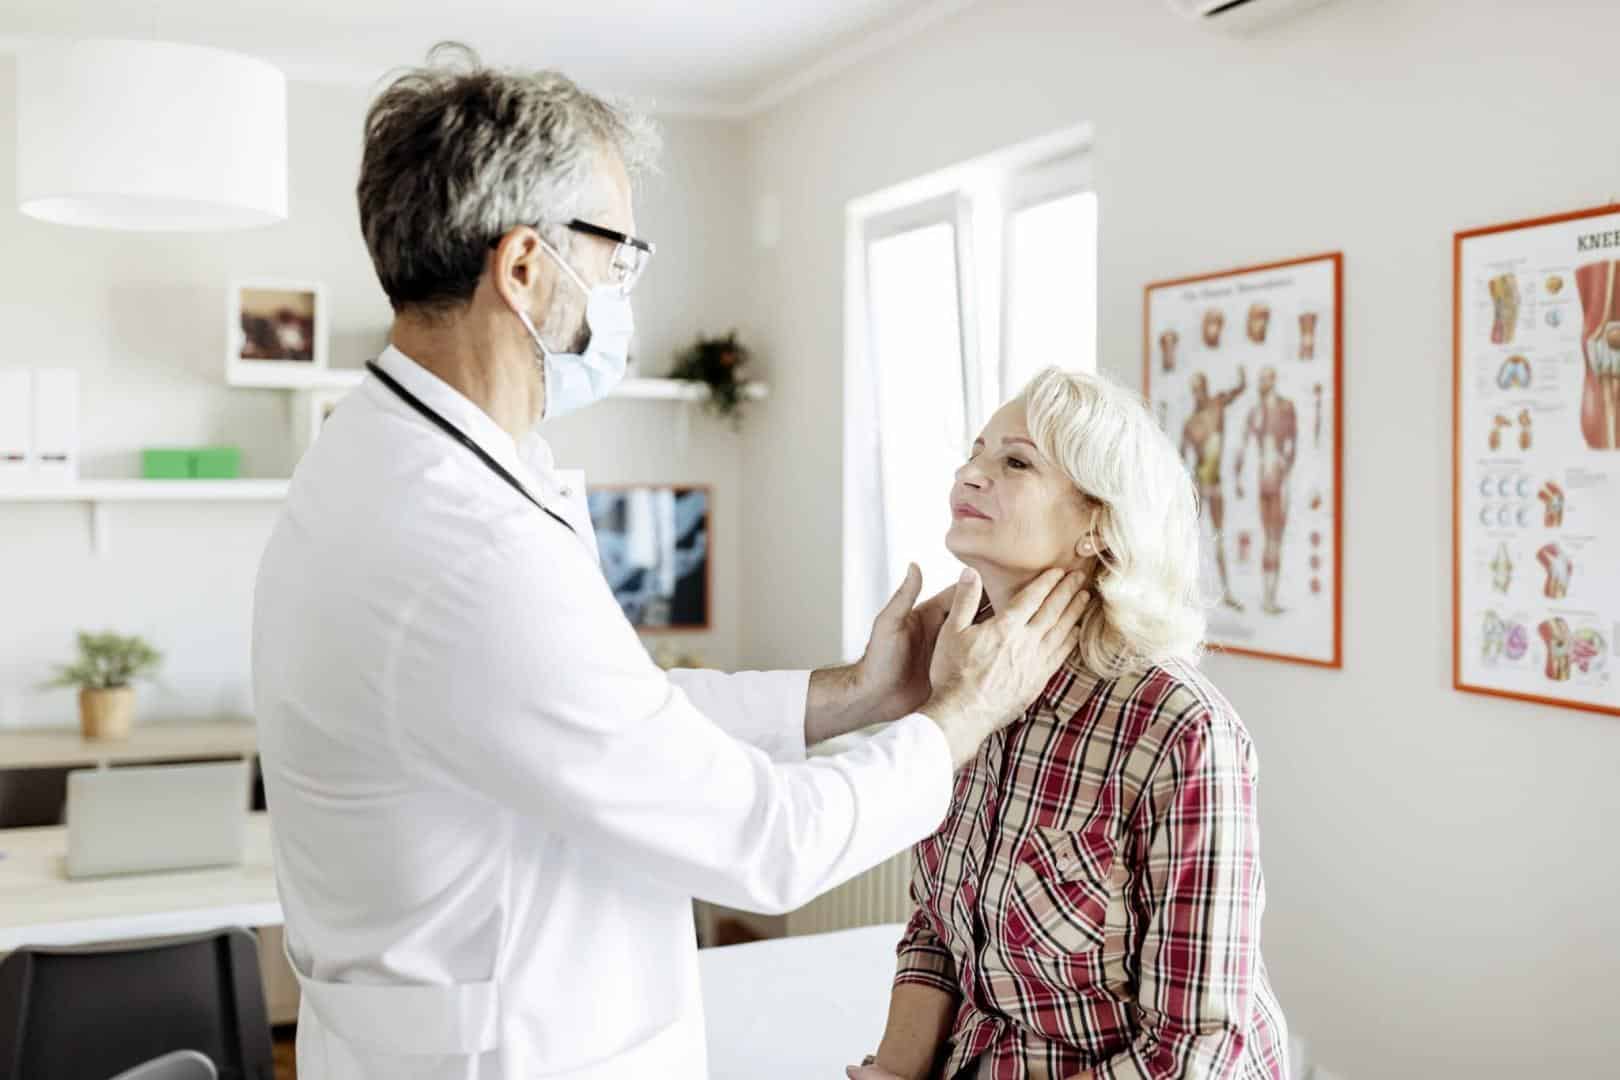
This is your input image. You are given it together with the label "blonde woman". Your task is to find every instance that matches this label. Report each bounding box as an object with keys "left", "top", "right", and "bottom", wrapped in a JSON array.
[{"left": 850, "top": 368, "right": 1288, "bottom": 1080}]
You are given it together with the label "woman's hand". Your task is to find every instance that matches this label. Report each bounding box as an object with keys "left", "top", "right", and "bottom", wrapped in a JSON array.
[{"left": 845, "top": 1055, "right": 908, "bottom": 1079}]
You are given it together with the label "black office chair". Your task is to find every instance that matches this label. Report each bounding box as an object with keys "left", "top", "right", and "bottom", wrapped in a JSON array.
[
  {"left": 0, "top": 767, "right": 70, "bottom": 828},
  {"left": 0, "top": 928, "right": 274, "bottom": 1080},
  {"left": 110, "top": 1050, "right": 219, "bottom": 1080}
]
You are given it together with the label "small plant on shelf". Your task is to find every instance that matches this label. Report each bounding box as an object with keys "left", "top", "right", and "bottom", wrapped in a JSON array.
[
  {"left": 45, "top": 631, "right": 163, "bottom": 741},
  {"left": 670, "top": 331, "right": 755, "bottom": 427}
]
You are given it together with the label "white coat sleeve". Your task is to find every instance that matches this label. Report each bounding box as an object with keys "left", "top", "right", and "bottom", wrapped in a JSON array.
[
  {"left": 666, "top": 668, "right": 809, "bottom": 763},
  {"left": 388, "top": 534, "right": 952, "bottom": 916}
]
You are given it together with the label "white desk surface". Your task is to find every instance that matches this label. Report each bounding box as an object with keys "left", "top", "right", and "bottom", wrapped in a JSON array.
[
  {"left": 0, "top": 812, "right": 280, "bottom": 950},
  {"left": 0, "top": 719, "right": 257, "bottom": 770}
]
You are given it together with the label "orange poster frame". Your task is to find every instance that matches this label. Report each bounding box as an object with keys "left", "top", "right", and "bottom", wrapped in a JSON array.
[
  {"left": 1453, "top": 202, "right": 1620, "bottom": 718},
  {"left": 1142, "top": 251, "right": 1344, "bottom": 669}
]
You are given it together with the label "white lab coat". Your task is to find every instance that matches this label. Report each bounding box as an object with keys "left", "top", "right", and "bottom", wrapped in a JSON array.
[{"left": 251, "top": 347, "right": 952, "bottom": 1079}]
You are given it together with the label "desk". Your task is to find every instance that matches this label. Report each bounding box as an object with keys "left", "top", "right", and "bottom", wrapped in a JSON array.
[
  {"left": 0, "top": 720, "right": 257, "bottom": 771},
  {"left": 0, "top": 811, "right": 298, "bottom": 1023},
  {"left": 0, "top": 812, "right": 279, "bottom": 951}
]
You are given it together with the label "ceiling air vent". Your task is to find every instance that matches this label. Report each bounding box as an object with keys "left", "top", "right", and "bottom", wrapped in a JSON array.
[{"left": 1164, "top": 0, "right": 1340, "bottom": 33}]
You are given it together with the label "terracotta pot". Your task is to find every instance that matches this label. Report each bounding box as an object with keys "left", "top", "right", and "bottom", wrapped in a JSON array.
[{"left": 80, "top": 686, "right": 135, "bottom": 741}]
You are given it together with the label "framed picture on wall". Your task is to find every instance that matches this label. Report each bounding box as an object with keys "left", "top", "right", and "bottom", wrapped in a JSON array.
[
  {"left": 1143, "top": 252, "right": 1343, "bottom": 668},
  {"left": 1454, "top": 203, "right": 1620, "bottom": 718},
  {"left": 586, "top": 484, "right": 711, "bottom": 631},
  {"left": 226, "top": 279, "right": 328, "bottom": 387}
]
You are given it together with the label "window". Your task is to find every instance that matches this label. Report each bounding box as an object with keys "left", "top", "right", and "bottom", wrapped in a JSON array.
[
  {"left": 1005, "top": 190, "right": 1099, "bottom": 390},
  {"left": 844, "top": 131, "right": 1095, "bottom": 656},
  {"left": 866, "top": 215, "right": 969, "bottom": 597}
]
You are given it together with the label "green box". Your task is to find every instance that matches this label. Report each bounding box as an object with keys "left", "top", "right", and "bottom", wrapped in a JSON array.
[
  {"left": 191, "top": 446, "right": 240, "bottom": 479},
  {"left": 141, "top": 449, "right": 193, "bottom": 479},
  {"left": 140, "top": 446, "right": 242, "bottom": 479}
]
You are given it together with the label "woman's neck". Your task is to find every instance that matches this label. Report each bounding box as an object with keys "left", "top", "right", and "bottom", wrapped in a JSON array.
[
  {"left": 965, "top": 557, "right": 1098, "bottom": 615},
  {"left": 968, "top": 564, "right": 1036, "bottom": 616}
]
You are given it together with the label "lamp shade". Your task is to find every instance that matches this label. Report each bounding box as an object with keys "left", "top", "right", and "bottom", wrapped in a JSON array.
[{"left": 17, "top": 39, "right": 288, "bottom": 231}]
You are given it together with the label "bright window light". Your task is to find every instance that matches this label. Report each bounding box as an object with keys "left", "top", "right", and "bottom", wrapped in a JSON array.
[
  {"left": 867, "top": 222, "right": 967, "bottom": 597},
  {"left": 1005, "top": 190, "right": 1098, "bottom": 390}
]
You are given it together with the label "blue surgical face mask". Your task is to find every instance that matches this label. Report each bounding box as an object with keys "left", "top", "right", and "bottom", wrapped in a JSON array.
[{"left": 514, "top": 237, "right": 634, "bottom": 421}]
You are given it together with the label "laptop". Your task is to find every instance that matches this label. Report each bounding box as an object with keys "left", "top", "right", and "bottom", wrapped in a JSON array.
[{"left": 65, "top": 760, "right": 250, "bottom": 879}]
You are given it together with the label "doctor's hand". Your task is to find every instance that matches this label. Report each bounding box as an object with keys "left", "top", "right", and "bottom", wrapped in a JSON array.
[
  {"left": 924, "top": 567, "right": 1087, "bottom": 769},
  {"left": 854, "top": 563, "right": 954, "bottom": 725}
]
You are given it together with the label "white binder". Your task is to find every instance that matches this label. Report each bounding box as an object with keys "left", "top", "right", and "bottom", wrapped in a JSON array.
[
  {"left": 32, "top": 367, "right": 79, "bottom": 482},
  {"left": 0, "top": 368, "right": 32, "bottom": 482}
]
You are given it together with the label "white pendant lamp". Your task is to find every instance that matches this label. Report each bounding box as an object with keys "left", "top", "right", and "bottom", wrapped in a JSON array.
[{"left": 16, "top": 39, "right": 288, "bottom": 231}]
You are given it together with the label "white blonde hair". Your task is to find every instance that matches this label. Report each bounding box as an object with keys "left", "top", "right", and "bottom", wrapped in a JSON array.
[{"left": 1020, "top": 367, "right": 1205, "bottom": 676}]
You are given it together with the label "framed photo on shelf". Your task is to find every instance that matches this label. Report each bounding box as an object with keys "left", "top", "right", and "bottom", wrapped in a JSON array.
[
  {"left": 1143, "top": 251, "right": 1343, "bottom": 668},
  {"left": 293, "top": 387, "right": 352, "bottom": 456},
  {"left": 227, "top": 279, "right": 327, "bottom": 387},
  {"left": 586, "top": 484, "right": 711, "bottom": 632},
  {"left": 1454, "top": 202, "right": 1620, "bottom": 718}
]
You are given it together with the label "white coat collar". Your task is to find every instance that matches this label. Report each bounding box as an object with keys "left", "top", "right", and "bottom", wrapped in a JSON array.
[{"left": 374, "top": 345, "right": 536, "bottom": 487}]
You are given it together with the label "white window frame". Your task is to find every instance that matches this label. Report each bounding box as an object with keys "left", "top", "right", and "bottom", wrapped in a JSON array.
[
  {"left": 843, "top": 126, "right": 1095, "bottom": 659},
  {"left": 999, "top": 155, "right": 1097, "bottom": 392}
]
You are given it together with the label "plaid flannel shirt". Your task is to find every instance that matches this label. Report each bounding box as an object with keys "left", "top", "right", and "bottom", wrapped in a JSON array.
[{"left": 895, "top": 649, "right": 1289, "bottom": 1080}]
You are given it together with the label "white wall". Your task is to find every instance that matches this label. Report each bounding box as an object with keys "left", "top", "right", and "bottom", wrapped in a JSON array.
[
  {"left": 545, "top": 113, "right": 755, "bottom": 671},
  {"left": 0, "top": 59, "right": 753, "bottom": 729},
  {"left": 736, "top": 1, "right": 1620, "bottom": 1076}
]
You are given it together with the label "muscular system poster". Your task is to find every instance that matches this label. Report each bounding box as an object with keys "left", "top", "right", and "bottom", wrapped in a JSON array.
[
  {"left": 1144, "top": 253, "right": 1342, "bottom": 667},
  {"left": 1455, "top": 205, "right": 1620, "bottom": 717}
]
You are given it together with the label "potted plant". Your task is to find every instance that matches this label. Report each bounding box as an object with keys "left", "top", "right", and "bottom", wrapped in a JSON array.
[
  {"left": 670, "top": 331, "right": 755, "bottom": 427},
  {"left": 46, "top": 631, "right": 163, "bottom": 741}
]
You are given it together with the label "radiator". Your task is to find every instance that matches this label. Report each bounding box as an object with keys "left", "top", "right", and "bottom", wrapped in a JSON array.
[{"left": 786, "top": 849, "right": 914, "bottom": 937}]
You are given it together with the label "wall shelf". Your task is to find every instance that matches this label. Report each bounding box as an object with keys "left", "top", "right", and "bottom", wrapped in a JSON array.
[
  {"left": 225, "top": 370, "right": 770, "bottom": 404},
  {"left": 226, "top": 367, "right": 365, "bottom": 390},
  {"left": 0, "top": 480, "right": 290, "bottom": 555},
  {"left": 3, "top": 379, "right": 770, "bottom": 554},
  {"left": 0, "top": 480, "right": 291, "bottom": 502},
  {"left": 614, "top": 378, "right": 769, "bottom": 402}
]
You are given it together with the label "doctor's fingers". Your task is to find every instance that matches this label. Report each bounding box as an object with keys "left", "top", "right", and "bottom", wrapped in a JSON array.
[
  {"left": 876, "top": 562, "right": 924, "bottom": 627},
  {"left": 947, "top": 568, "right": 985, "bottom": 631},
  {"left": 1023, "top": 570, "right": 1085, "bottom": 633},
  {"left": 1002, "top": 567, "right": 1068, "bottom": 624},
  {"left": 1041, "top": 587, "right": 1091, "bottom": 652},
  {"left": 916, "top": 581, "right": 955, "bottom": 632}
]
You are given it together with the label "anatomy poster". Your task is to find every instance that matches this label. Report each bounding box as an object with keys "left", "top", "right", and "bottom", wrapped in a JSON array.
[
  {"left": 1144, "top": 253, "right": 1342, "bottom": 667},
  {"left": 1454, "top": 204, "right": 1620, "bottom": 717}
]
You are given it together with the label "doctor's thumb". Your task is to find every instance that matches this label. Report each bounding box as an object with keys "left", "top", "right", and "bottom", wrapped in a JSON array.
[{"left": 877, "top": 563, "right": 922, "bottom": 625}]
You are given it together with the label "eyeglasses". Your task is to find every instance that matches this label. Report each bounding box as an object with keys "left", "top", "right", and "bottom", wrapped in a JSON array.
[
  {"left": 567, "top": 219, "right": 655, "bottom": 295},
  {"left": 491, "top": 218, "right": 656, "bottom": 297}
]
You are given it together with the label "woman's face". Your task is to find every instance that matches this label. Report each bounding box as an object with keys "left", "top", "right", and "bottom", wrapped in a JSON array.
[{"left": 946, "top": 399, "right": 1093, "bottom": 577}]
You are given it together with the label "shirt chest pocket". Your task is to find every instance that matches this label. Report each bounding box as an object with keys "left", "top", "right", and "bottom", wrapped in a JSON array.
[{"left": 1000, "top": 825, "right": 1117, "bottom": 957}]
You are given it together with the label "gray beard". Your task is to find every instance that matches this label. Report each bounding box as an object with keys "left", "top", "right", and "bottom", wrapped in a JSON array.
[{"left": 538, "top": 301, "right": 592, "bottom": 357}]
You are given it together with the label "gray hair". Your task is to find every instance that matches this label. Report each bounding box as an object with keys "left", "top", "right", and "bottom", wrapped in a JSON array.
[{"left": 357, "top": 42, "right": 660, "bottom": 315}]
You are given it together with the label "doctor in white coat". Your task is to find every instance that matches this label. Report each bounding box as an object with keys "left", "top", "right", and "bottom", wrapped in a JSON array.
[{"left": 252, "top": 44, "right": 1087, "bottom": 1080}]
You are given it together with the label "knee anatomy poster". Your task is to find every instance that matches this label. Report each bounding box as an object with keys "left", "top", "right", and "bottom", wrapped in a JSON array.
[
  {"left": 1144, "top": 253, "right": 1343, "bottom": 667},
  {"left": 1455, "top": 204, "right": 1620, "bottom": 717}
]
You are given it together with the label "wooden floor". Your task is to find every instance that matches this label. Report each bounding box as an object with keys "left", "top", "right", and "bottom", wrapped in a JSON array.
[{"left": 273, "top": 1028, "right": 296, "bottom": 1080}]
